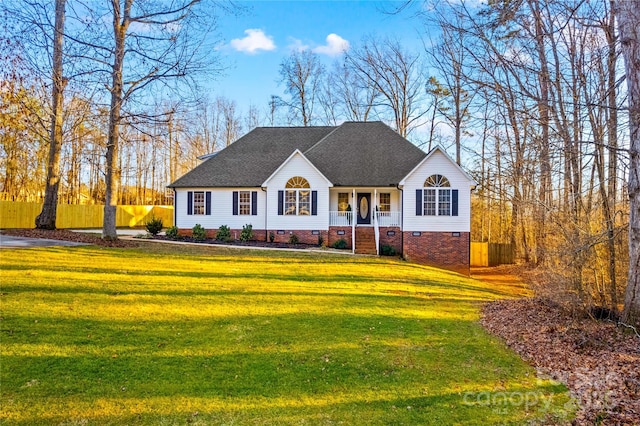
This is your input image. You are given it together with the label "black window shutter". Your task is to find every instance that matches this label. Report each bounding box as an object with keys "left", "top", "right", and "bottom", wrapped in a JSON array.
[
  {"left": 251, "top": 191, "right": 258, "bottom": 216},
  {"left": 187, "top": 191, "right": 193, "bottom": 215},
  {"left": 205, "top": 192, "right": 212, "bottom": 215},
  {"left": 278, "top": 190, "right": 284, "bottom": 215},
  {"left": 311, "top": 190, "right": 318, "bottom": 216},
  {"left": 452, "top": 190, "right": 459, "bottom": 216},
  {"left": 415, "top": 189, "right": 422, "bottom": 216},
  {"left": 232, "top": 191, "right": 238, "bottom": 215}
]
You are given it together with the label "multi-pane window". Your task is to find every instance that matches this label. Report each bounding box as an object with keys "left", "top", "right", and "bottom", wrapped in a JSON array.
[
  {"left": 438, "top": 189, "right": 451, "bottom": 216},
  {"left": 193, "top": 191, "right": 205, "bottom": 215},
  {"left": 285, "top": 176, "right": 311, "bottom": 216},
  {"left": 285, "top": 190, "right": 297, "bottom": 215},
  {"left": 238, "top": 191, "right": 251, "bottom": 215},
  {"left": 298, "top": 190, "right": 310, "bottom": 215},
  {"left": 423, "top": 188, "right": 436, "bottom": 215},
  {"left": 379, "top": 193, "right": 390, "bottom": 212},
  {"left": 338, "top": 193, "right": 349, "bottom": 212},
  {"left": 423, "top": 174, "right": 451, "bottom": 216}
]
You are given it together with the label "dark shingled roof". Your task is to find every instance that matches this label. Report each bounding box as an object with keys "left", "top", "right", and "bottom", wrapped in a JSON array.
[
  {"left": 305, "top": 121, "right": 426, "bottom": 186},
  {"left": 168, "top": 122, "right": 427, "bottom": 188},
  {"left": 169, "top": 126, "right": 334, "bottom": 188}
]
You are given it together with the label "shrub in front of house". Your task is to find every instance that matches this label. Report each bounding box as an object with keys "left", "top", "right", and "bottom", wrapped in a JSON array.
[
  {"left": 288, "top": 234, "right": 299, "bottom": 244},
  {"left": 216, "top": 225, "right": 231, "bottom": 242},
  {"left": 332, "top": 238, "right": 348, "bottom": 249},
  {"left": 240, "top": 224, "right": 253, "bottom": 242},
  {"left": 165, "top": 226, "right": 179, "bottom": 240},
  {"left": 269, "top": 231, "right": 275, "bottom": 243},
  {"left": 145, "top": 216, "right": 163, "bottom": 235},
  {"left": 381, "top": 244, "right": 396, "bottom": 256},
  {"left": 192, "top": 224, "right": 206, "bottom": 241}
]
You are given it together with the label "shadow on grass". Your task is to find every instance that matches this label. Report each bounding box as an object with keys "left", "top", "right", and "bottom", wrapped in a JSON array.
[
  {"left": 1, "top": 282, "right": 507, "bottom": 305},
  {"left": 0, "top": 245, "right": 569, "bottom": 425}
]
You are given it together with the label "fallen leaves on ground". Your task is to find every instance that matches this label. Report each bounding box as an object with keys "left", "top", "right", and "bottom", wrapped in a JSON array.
[
  {"left": 1, "top": 228, "right": 141, "bottom": 247},
  {"left": 482, "top": 297, "right": 640, "bottom": 425}
]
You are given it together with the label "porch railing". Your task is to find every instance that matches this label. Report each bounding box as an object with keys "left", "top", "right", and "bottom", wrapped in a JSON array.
[
  {"left": 375, "top": 211, "right": 401, "bottom": 227},
  {"left": 329, "top": 211, "right": 352, "bottom": 226}
]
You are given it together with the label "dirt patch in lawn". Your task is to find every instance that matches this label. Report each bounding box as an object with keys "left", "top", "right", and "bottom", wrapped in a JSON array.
[
  {"left": 1, "top": 228, "right": 142, "bottom": 248},
  {"left": 475, "top": 267, "right": 640, "bottom": 425}
]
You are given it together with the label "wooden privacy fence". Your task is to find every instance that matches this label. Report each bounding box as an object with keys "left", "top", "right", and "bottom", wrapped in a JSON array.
[
  {"left": 0, "top": 201, "right": 173, "bottom": 229},
  {"left": 470, "top": 242, "right": 514, "bottom": 267}
]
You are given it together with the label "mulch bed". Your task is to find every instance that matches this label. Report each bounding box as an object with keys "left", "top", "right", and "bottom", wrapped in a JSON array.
[
  {"left": 482, "top": 297, "right": 640, "bottom": 425},
  {"left": 151, "top": 234, "right": 323, "bottom": 250},
  {"left": 0, "top": 229, "right": 329, "bottom": 251}
]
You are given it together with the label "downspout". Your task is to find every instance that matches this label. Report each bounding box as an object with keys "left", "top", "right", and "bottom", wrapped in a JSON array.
[
  {"left": 173, "top": 188, "right": 177, "bottom": 228},
  {"left": 397, "top": 184, "right": 403, "bottom": 258},
  {"left": 262, "top": 187, "right": 267, "bottom": 241}
]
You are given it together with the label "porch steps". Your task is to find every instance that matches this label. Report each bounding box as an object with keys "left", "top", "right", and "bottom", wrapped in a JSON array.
[{"left": 355, "top": 227, "right": 377, "bottom": 255}]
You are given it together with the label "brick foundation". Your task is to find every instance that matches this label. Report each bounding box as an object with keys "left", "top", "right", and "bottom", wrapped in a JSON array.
[
  {"left": 328, "top": 226, "right": 353, "bottom": 249},
  {"left": 403, "top": 231, "right": 470, "bottom": 275},
  {"left": 378, "top": 227, "right": 402, "bottom": 255},
  {"left": 176, "top": 226, "right": 471, "bottom": 275}
]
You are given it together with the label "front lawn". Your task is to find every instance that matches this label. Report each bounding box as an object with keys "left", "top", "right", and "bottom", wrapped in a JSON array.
[{"left": 0, "top": 244, "right": 572, "bottom": 424}]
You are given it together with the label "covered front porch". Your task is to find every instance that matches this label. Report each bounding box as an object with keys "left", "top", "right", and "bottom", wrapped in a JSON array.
[
  {"left": 327, "top": 188, "right": 402, "bottom": 255},
  {"left": 327, "top": 188, "right": 402, "bottom": 227}
]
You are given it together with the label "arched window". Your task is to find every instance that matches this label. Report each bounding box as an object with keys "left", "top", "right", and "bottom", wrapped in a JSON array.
[
  {"left": 285, "top": 176, "right": 311, "bottom": 215},
  {"left": 423, "top": 174, "right": 452, "bottom": 216},
  {"left": 425, "top": 174, "right": 450, "bottom": 188}
]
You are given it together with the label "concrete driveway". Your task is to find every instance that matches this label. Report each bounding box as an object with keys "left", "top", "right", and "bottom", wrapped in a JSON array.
[{"left": 0, "top": 234, "right": 89, "bottom": 249}]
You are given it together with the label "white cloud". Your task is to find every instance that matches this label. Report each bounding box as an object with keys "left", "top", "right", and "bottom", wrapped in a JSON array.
[
  {"left": 312, "top": 33, "right": 350, "bottom": 56},
  {"left": 230, "top": 29, "right": 276, "bottom": 54},
  {"left": 287, "top": 37, "right": 309, "bottom": 53}
]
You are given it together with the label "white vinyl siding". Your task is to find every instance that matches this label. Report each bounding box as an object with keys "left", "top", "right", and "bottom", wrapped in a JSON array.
[
  {"left": 265, "top": 152, "right": 330, "bottom": 230},
  {"left": 402, "top": 150, "right": 473, "bottom": 232},
  {"left": 175, "top": 188, "right": 266, "bottom": 231}
]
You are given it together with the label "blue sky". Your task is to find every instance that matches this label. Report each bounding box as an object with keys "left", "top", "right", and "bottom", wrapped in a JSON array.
[{"left": 209, "top": 1, "right": 424, "bottom": 114}]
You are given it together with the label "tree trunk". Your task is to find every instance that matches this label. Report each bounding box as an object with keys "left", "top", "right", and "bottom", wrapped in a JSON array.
[
  {"left": 35, "top": 0, "right": 66, "bottom": 230},
  {"left": 617, "top": 0, "right": 640, "bottom": 326},
  {"left": 102, "top": 0, "right": 129, "bottom": 240}
]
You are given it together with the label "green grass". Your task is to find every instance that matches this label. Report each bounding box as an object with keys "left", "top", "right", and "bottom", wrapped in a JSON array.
[{"left": 0, "top": 244, "right": 573, "bottom": 425}]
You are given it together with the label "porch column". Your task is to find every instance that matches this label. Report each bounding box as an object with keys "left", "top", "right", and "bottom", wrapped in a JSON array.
[
  {"left": 374, "top": 188, "right": 377, "bottom": 216},
  {"left": 352, "top": 188, "right": 355, "bottom": 254}
]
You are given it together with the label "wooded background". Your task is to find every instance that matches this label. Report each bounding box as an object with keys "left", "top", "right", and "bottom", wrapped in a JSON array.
[{"left": 0, "top": 1, "right": 632, "bottom": 313}]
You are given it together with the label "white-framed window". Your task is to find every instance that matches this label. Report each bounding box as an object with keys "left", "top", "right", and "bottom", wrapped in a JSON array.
[
  {"left": 193, "top": 191, "right": 205, "bottom": 215},
  {"left": 285, "top": 176, "right": 311, "bottom": 216},
  {"left": 338, "top": 193, "right": 349, "bottom": 212},
  {"left": 423, "top": 174, "right": 451, "bottom": 216},
  {"left": 423, "top": 188, "right": 436, "bottom": 215},
  {"left": 379, "top": 193, "right": 390, "bottom": 212},
  {"left": 239, "top": 191, "right": 251, "bottom": 215},
  {"left": 438, "top": 188, "right": 451, "bottom": 216}
]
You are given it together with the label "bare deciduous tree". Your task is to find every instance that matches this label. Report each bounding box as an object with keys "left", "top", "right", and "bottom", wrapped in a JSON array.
[
  {"left": 278, "top": 50, "right": 324, "bottom": 126},
  {"left": 617, "top": 0, "right": 640, "bottom": 326},
  {"left": 345, "top": 36, "right": 425, "bottom": 137},
  {"left": 94, "top": 0, "right": 217, "bottom": 239},
  {"left": 35, "top": 0, "right": 66, "bottom": 229}
]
